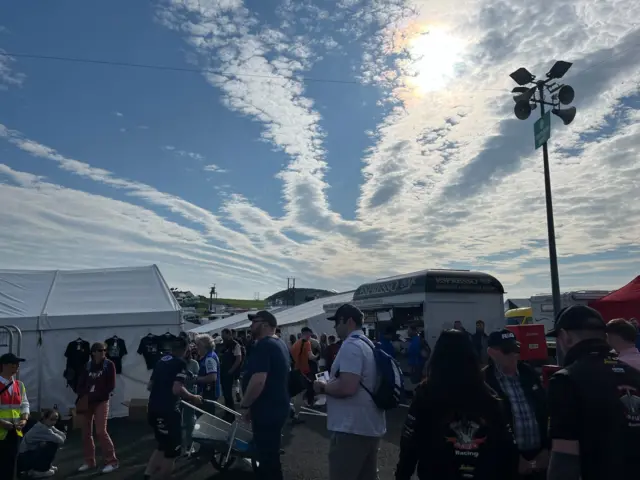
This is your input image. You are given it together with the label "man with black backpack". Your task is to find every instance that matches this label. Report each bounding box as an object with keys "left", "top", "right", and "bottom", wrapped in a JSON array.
[{"left": 314, "top": 304, "right": 403, "bottom": 480}]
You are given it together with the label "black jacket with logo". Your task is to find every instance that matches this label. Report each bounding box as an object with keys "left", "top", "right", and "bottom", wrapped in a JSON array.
[
  {"left": 395, "top": 382, "right": 519, "bottom": 480},
  {"left": 548, "top": 339, "right": 640, "bottom": 480},
  {"left": 483, "top": 361, "right": 550, "bottom": 455}
]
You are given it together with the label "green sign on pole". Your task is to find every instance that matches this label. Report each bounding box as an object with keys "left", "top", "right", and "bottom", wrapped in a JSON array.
[{"left": 534, "top": 111, "right": 551, "bottom": 149}]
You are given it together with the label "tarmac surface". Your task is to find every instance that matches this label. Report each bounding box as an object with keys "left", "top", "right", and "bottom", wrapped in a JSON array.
[{"left": 52, "top": 407, "right": 408, "bottom": 479}]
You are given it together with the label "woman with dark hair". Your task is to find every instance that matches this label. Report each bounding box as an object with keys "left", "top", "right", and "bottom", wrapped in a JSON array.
[
  {"left": 75, "top": 342, "right": 118, "bottom": 473},
  {"left": 395, "top": 329, "right": 518, "bottom": 480}
]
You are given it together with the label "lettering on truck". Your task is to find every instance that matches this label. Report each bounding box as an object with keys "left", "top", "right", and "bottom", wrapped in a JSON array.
[{"left": 357, "top": 277, "right": 417, "bottom": 296}]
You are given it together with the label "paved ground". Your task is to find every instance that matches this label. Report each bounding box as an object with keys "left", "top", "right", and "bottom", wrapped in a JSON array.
[{"left": 52, "top": 407, "right": 408, "bottom": 479}]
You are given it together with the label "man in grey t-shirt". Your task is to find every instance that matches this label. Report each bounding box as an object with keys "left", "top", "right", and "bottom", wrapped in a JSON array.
[{"left": 314, "top": 304, "right": 385, "bottom": 480}]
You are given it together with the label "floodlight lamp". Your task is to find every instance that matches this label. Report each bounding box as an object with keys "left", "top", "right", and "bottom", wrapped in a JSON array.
[
  {"left": 509, "top": 67, "right": 535, "bottom": 86},
  {"left": 511, "top": 87, "right": 529, "bottom": 94},
  {"left": 552, "top": 106, "right": 576, "bottom": 125},
  {"left": 558, "top": 85, "right": 575, "bottom": 105},
  {"left": 547, "top": 61, "right": 572, "bottom": 79},
  {"left": 514, "top": 100, "right": 532, "bottom": 120}
]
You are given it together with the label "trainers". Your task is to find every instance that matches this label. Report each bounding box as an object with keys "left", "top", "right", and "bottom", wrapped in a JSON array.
[
  {"left": 77, "top": 464, "right": 93, "bottom": 472},
  {"left": 30, "top": 470, "right": 56, "bottom": 478},
  {"left": 101, "top": 464, "right": 119, "bottom": 474},
  {"left": 50, "top": 467, "right": 58, "bottom": 473}
]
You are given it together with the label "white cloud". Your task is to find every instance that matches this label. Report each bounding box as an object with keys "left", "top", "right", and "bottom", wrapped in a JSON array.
[
  {"left": 163, "top": 145, "right": 205, "bottom": 161},
  {"left": 0, "top": 48, "right": 25, "bottom": 90},
  {"left": 203, "top": 164, "right": 228, "bottom": 173},
  {"left": 114, "top": 111, "right": 124, "bottom": 117}
]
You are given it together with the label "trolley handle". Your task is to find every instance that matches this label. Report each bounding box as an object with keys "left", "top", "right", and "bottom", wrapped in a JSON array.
[
  {"left": 203, "top": 399, "right": 243, "bottom": 417},
  {"left": 179, "top": 399, "right": 243, "bottom": 419}
]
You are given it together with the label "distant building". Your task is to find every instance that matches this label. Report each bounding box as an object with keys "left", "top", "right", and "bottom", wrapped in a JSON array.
[{"left": 265, "top": 288, "right": 336, "bottom": 307}]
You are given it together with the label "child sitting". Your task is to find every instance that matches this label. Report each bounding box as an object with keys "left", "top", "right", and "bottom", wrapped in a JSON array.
[{"left": 18, "top": 408, "right": 66, "bottom": 478}]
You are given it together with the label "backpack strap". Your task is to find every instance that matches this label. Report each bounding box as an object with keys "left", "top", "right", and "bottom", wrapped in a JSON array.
[{"left": 348, "top": 334, "right": 376, "bottom": 399}]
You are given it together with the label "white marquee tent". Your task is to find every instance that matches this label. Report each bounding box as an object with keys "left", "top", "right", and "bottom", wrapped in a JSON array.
[
  {"left": 0, "top": 265, "right": 182, "bottom": 418},
  {"left": 230, "top": 292, "right": 355, "bottom": 337}
]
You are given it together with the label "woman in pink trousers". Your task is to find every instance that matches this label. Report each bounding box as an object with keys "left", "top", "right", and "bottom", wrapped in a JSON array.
[{"left": 75, "top": 342, "right": 119, "bottom": 473}]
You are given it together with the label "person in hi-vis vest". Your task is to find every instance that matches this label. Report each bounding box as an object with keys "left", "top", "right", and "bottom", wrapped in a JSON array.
[{"left": 0, "top": 353, "right": 30, "bottom": 480}]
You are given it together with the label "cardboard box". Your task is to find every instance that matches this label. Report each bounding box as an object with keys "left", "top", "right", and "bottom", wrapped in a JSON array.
[
  {"left": 127, "top": 398, "right": 148, "bottom": 422},
  {"left": 506, "top": 324, "right": 549, "bottom": 361},
  {"left": 69, "top": 408, "right": 82, "bottom": 430}
]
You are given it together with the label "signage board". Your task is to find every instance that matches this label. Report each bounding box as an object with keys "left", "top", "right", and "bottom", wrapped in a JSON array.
[
  {"left": 534, "top": 111, "right": 551, "bottom": 149},
  {"left": 353, "top": 271, "right": 504, "bottom": 301}
]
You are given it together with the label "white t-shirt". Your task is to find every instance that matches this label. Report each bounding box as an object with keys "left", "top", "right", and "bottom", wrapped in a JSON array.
[{"left": 326, "top": 331, "right": 386, "bottom": 437}]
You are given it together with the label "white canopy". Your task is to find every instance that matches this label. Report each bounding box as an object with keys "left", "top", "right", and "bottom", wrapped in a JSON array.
[
  {"left": 187, "top": 306, "right": 291, "bottom": 336},
  {"left": 232, "top": 292, "right": 355, "bottom": 336},
  {"left": 0, "top": 265, "right": 182, "bottom": 417}
]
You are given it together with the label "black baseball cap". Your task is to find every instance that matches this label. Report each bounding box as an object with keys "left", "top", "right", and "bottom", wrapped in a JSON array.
[
  {"left": 327, "top": 303, "right": 363, "bottom": 322},
  {"left": 248, "top": 310, "right": 278, "bottom": 328},
  {"left": 547, "top": 305, "right": 606, "bottom": 337},
  {"left": 488, "top": 329, "right": 520, "bottom": 353},
  {"left": 0, "top": 353, "right": 25, "bottom": 365}
]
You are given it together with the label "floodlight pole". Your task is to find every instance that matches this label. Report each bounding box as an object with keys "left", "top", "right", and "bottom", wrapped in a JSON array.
[{"left": 537, "top": 82, "right": 564, "bottom": 364}]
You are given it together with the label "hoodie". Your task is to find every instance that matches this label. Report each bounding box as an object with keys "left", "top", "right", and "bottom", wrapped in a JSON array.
[
  {"left": 19, "top": 422, "right": 66, "bottom": 453},
  {"left": 76, "top": 358, "right": 116, "bottom": 404}
]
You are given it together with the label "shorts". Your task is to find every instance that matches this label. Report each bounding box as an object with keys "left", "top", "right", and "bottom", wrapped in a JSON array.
[{"left": 148, "top": 411, "right": 182, "bottom": 458}]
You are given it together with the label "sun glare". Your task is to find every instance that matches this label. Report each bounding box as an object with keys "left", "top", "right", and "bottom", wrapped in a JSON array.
[{"left": 404, "top": 26, "right": 466, "bottom": 95}]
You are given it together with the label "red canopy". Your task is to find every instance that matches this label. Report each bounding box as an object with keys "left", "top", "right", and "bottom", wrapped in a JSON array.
[{"left": 589, "top": 276, "right": 640, "bottom": 321}]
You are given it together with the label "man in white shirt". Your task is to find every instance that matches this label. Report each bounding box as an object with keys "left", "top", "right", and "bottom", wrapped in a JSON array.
[{"left": 314, "top": 304, "right": 385, "bottom": 480}]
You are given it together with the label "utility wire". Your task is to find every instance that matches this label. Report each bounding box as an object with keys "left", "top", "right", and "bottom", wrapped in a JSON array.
[
  {"left": 1, "top": 37, "right": 638, "bottom": 150},
  {"left": 0, "top": 51, "right": 366, "bottom": 86}
]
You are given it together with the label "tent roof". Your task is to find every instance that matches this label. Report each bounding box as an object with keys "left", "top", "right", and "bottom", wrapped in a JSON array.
[
  {"left": 233, "top": 291, "right": 355, "bottom": 330},
  {"left": 188, "top": 306, "right": 292, "bottom": 335},
  {"left": 191, "top": 292, "right": 356, "bottom": 334},
  {"left": 592, "top": 276, "right": 640, "bottom": 304},
  {"left": 0, "top": 265, "right": 180, "bottom": 319}
]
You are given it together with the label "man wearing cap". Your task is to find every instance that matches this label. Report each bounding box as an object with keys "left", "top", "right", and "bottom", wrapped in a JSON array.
[
  {"left": 546, "top": 305, "right": 640, "bottom": 480},
  {"left": 0, "top": 353, "right": 30, "bottom": 479},
  {"left": 483, "top": 330, "right": 549, "bottom": 479},
  {"left": 314, "top": 304, "right": 385, "bottom": 480},
  {"left": 240, "top": 311, "right": 290, "bottom": 480}
]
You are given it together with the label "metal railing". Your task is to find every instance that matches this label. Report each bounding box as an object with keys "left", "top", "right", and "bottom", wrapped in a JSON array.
[{"left": 0, "top": 325, "right": 23, "bottom": 379}]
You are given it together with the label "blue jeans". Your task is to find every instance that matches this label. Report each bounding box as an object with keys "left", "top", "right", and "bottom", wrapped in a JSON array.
[{"left": 252, "top": 417, "right": 285, "bottom": 480}]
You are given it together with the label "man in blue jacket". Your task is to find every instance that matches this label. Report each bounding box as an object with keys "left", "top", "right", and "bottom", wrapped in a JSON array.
[
  {"left": 195, "top": 334, "right": 221, "bottom": 415},
  {"left": 378, "top": 328, "right": 396, "bottom": 358}
]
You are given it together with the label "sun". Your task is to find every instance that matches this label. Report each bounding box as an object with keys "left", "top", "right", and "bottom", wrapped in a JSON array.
[{"left": 404, "top": 26, "right": 466, "bottom": 95}]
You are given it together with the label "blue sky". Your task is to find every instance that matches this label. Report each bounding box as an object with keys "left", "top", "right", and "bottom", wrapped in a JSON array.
[{"left": 1, "top": 0, "right": 639, "bottom": 299}]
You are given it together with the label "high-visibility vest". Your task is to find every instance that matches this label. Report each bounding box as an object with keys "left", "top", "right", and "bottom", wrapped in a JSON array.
[{"left": 0, "top": 379, "right": 25, "bottom": 440}]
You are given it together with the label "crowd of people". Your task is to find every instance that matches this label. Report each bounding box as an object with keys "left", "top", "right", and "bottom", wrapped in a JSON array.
[
  {"left": 138, "top": 303, "right": 640, "bottom": 480},
  {"left": 1, "top": 305, "right": 640, "bottom": 480}
]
